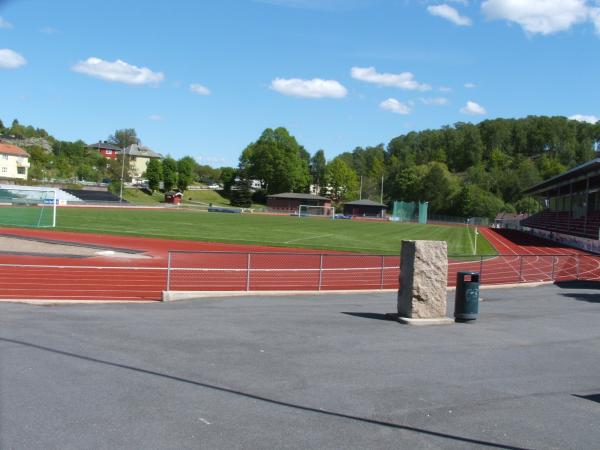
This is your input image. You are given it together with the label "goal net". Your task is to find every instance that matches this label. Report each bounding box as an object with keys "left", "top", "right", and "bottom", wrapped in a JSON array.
[
  {"left": 0, "top": 187, "right": 57, "bottom": 228},
  {"left": 298, "top": 204, "right": 335, "bottom": 219}
]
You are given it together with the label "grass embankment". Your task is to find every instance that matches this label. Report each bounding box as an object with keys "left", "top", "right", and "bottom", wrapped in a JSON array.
[
  {"left": 122, "top": 188, "right": 231, "bottom": 206},
  {"left": 46, "top": 207, "right": 495, "bottom": 255}
]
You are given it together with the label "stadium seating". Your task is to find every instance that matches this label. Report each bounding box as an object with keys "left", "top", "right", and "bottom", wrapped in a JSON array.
[
  {"left": 521, "top": 210, "right": 600, "bottom": 239},
  {"left": 63, "top": 189, "right": 126, "bottom": 204}
]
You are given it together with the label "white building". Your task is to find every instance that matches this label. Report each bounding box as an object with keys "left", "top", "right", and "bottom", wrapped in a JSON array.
[{"left": 0, "top": 142, "right": 30, "bottom": 181}]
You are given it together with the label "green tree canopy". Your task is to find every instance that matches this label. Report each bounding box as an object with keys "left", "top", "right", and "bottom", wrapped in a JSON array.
[
  {"left": 162, "top": 157, "right": 178, "bottom": 192},
  {"left": 177, "top": 156, "right": 197, "bottom": 191},
  {"left": 108, "top": 128, "right": 139, "bottom": 149},
  {"left": 240, "top": 127, "right": 311, "bottom": 194},
  {"left": 326, "top": 158, "right": 359, "bottom": 203},
  {"left": 145, "top": 159, "right": 162, "bottom": 192}
]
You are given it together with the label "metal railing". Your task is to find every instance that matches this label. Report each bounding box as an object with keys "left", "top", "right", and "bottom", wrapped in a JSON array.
[{"left": 165, "top": 251, "right": 600, "bottom": 293}]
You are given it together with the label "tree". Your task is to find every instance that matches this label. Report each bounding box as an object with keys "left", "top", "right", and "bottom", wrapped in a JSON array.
[
  {"left": 145, "top": 159, "right": 162, "bottom": 192},
  {"left": 310, "top": 150, "right": 327, "bottom": 191},
  {"left": 177, "top": 156, "right": 196, "bottom": 191},
  {"left": 162, "top": 157, "right": 178, "bottom": 192},
  {"left": 230, "top": 178, "right": 252, "bottom": 207},
  {"left": 326, "top": 158, "right": 359, "bottom": 203},
  {"left": 219, "top": 167, "right": 237, "bottom": 194},
  {"left": 240, "top": 127, "right": 310, "bottom": 194},
  {"left": 108, "top": 128, "right": 139, "bottom": 149}
]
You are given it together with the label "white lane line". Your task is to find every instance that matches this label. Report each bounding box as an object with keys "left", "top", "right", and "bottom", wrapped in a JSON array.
[{"left": 284, "top": 234, "right": 333, "bottom": 244}]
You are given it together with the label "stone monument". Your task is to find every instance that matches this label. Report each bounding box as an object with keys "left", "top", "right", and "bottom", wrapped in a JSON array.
[{"left": 397, "top": 240, "right": 451, "bottom": 324}]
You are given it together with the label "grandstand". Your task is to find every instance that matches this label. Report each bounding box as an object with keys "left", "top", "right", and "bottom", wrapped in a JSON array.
[{"left": 520, "top": 158, "right": 600, "bottom": 252}]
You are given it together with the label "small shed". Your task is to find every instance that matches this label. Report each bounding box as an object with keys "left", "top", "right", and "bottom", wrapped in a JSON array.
[
  {"left": 164, "top": 191, "right": 183, "bottom": 205},
  {"left": 343, "top": 199, "right": 387, "bottom": 218},
  {"left": 267, "top": 192, "right": 331, "bottom": 213}
]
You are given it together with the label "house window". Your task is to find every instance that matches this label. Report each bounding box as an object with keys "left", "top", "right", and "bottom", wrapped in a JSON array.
[
  {"left": 130, "top": 156, "right": 136, "bottom": 161},
  {"left": 1, "top": 167, "right": 7, "bottom": 173},
  {"left": 17, "top": 167, "right": 25, "bottom": 175},
  {"left": 106, "top": 150, "right": 112, "bottom": 155},
  {"left": 2, "top": 154, "right": 8, "bottom": 160}
]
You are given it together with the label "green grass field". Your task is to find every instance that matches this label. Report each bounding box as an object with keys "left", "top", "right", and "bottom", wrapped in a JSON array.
[{"left": 0, "top": 207, "right": 497, "bottom": 255}]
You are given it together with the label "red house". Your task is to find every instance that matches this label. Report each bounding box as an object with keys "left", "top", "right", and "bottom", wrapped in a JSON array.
[{"left": 87, "top": 141, "right": 122, "bottom": 160}]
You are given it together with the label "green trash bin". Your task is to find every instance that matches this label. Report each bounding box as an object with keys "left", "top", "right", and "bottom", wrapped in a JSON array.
[{"left": 454, "top": 271, "right": 480, "bottom": 322}]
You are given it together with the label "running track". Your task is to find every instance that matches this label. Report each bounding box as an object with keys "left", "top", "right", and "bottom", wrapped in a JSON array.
[{"left": 1, "top": 226, "right": 599, "bottom": 301}]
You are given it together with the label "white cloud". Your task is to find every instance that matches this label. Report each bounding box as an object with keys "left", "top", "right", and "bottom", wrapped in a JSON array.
[
  {"left": 420, "top": 97, "right": 449, "bottom": 105},
  {"left": 351, "top": 66, "right": 431, "bottom": 91},
  {"left": 481, "top": 0, "right": 589, "bottom": 35},
  {"left": 71, "top": 57, "right": 164, "bottom": 85},
  {"left": 0, "top": 17, "right": 13, "bottom": 29},
  {"left": 569, "top": 114, "right": 598, "bottom": 124},
  {"left": 190, "top": 83, "right": 211, "bottom": 95},
  {"left": 427, "top": 4, "right": 472, "bottom": 26},
  {"left": 464, "top": 82, "right": 477, "bottom": 88},
  {"left": 270, "top": 77, "right": 347, "bottom": 98},
  {"left": 460, "top": 100, "right": 487, "bottom": 115},
  {"left": 379, "top": 98, "right": 412, "bottom": 114},
  {"left": 40, "top": 26, "right": 59, "bottom": 34},
  {"left": 0, "top": 49, "right": 26, "bottom": 69},
  {"left": 148, "top": 114, "right": 163, "bottom": 121},
  {"left": 590, "top": 7, "right": 600, "bottom": 34}
]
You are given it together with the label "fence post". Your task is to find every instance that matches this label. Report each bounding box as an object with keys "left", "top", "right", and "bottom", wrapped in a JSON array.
[
  {"left": 576, "top": 255, "right": 580, "bottom": 280},
  {"left": 318, "top": 254, "right": 324, "bottom": 291},
  {"left": 519, "top": 256, "right": 524, "bottom": 282},
  {"left": 166, "top": 251, "right": 172, "bottom": 291},
  {"left": 246, "top": 253, "right": 251, "bottom": 291},
  {"left": 551, "top": 256, "right": 556, "bottom": 281},
  {"left": 479, "top": 255, "right": 483, "bottom": 280},
  {"left": 380, "top": 255, "right": 385, "bottom": 289}
]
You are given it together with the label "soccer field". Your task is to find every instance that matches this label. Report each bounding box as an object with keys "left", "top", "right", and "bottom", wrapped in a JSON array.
[{"left": 24, "top": 207, "right": 499, "bottom": 255}]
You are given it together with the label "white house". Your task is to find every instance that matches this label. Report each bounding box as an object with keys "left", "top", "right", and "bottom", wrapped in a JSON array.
[
  {"left": 0, "top": 142, "right": 30, "bottom": 181},
  {"left": 123, "top": 144, "right": 163, "bottom": 183}
]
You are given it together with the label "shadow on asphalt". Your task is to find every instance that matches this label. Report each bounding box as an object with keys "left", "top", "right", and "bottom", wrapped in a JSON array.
[
  {"left": 573, "top": 393, "right": 600, "bottom": 404},
  {"left": 560, "top": 293, "right": 600, "bottom": 303},
  {"left": 341, "top": 312, "right": 396, "bottom": 321},
  {"left": 555, "top": 280, "right": 600, "bottom": 290},
  {"left": 0, "top": 337, "right": 526, "bottom": 450}
]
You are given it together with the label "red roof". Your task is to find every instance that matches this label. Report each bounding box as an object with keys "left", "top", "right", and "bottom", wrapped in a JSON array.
[{"left": 0, "top": 142, "right": 29, "bottom": 157}]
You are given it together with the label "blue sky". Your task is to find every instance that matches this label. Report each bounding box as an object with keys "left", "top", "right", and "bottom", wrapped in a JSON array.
[{"left": 1, "top": 0, "right": 599, "bottom": 167}]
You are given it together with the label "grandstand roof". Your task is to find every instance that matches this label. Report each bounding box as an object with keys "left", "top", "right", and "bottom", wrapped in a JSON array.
[
  {"left": 523, "top": 158, "right": 600, "bottom": 195},
  {"left": 267, "top": 192, "right": 330, "bottom": 200},
  {"left": 0, "top": 142, "right": 29, "bottom": 157}
]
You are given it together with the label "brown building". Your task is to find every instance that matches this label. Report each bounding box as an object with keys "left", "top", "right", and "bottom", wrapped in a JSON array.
[
  {"left": 267, "top": 192, "right": 331, "bottom": 213},
  {"left": 343, "top": 199, "right": 387, "bottom": 218}
]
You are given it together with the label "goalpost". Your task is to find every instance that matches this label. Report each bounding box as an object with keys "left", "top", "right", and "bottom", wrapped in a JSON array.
[
  {"left": 298, "top": 204, "right": 336, "bottom": 220},
  {"left": 466, "top": 217, "right": 479, "bottom": 255},
  {"left": 0, "top": 187, "right": 57, "bottom": 228}
]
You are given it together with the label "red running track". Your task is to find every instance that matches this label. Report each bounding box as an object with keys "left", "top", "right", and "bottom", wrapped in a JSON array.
[{"left": 1, "top": 227, "right": 599, "bottom": 301}]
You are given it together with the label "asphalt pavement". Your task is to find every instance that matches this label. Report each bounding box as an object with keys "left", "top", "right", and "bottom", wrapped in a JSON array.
[{"left": 1, "top": 283, "right": 599, "bottom": 449}]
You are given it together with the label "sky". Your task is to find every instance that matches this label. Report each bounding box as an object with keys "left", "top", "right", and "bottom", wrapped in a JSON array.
[{"left": 1, "top": 0, "right": 599, "bottom": 167}]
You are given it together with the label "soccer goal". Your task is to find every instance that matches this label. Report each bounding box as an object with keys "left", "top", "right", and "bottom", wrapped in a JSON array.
[
  {"left": 298, "top": 204, "right": 335, "bottom": 219},
  {"left": 0, "top": 187, "right": 57, "bottom": 228}
]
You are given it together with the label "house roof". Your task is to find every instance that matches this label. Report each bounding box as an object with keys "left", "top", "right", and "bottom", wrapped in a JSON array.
[
  {"left": 344, "top": 199, "right": 387, "bottom": 207},
  {"left": 0, "top": 142, "right": 29, "bottom": 157},
  {"left": 123, "top": 144, "right": 163, "bottom": 158},
  {"left": 87, "top": 141, "right": 122, "bottom": 152},
  {"left": 267, "top": 192, "right": 330, "bottom": 200}
]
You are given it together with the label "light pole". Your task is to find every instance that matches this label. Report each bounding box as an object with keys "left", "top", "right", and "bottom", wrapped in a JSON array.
[{"left": 119, "top": 145, "right": 127, "bottom": 203}]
